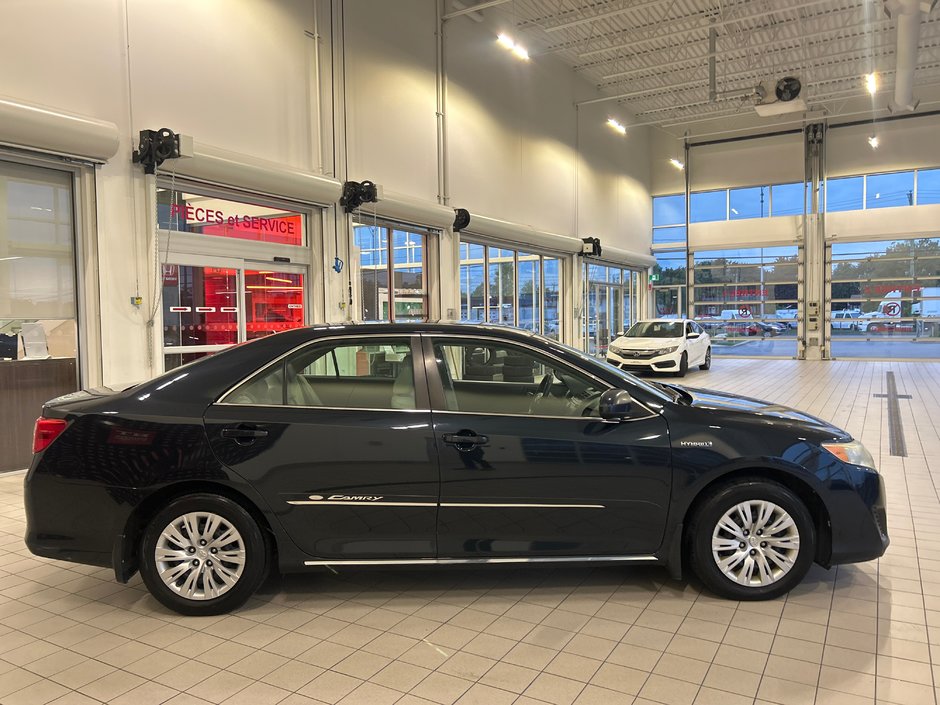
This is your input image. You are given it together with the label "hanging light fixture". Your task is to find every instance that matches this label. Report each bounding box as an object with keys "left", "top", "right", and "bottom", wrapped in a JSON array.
[
  {"left": 865, "top": 73, "right": 878, "bottom": 95},
  {"left": 868, "top": 134, "right": 880, "bottom": 149},
  {"left": 670, "top": 158, "right": 685, "bottom": 171},
  {"left": 606, "top": 118, "right": 626, "bottom": 135},
  {"left": 496, "top": 34, "right": 529, "bottom": 61}
]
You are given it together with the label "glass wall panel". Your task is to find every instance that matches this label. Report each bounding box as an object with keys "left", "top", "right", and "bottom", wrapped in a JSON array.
[
  {"left": 584, "top": 263, "right": 641, "bottom": 356},
  {"left": 918, "top": 168, "right": 940, "bottom": 204},
  {"left": 729, "top": 186, "right": 769, "bottom": 220},
  {"left": 163, "top": 266, "right": 239, "bottom": 349},
  {"left": 1, "top": 161, "right": 80, "bottom": 472},
  {"left": 543, "top": 257, "right": 561, "bottom": 339},
  {"left": 771, "top": 182, "right": 805, "bottom": 216},
  {"left": 831, "top": 238, "right": 940, "bottom": 359},
  {"left": 517, "top": 252, "right": 540, "bottom": 332},
  {"left": 652, "top": 251, "right": 687, "bottom": 319},
  {"left": 866, "top": 172, "right": 914, "bottom": 209},
  {"left": 690, "top": 190, "right": 728, "bottom": 223},
  {"left": 244, "top": 269, "right": 305, "bottom": 340},
  {"left": 355, "top": 223, "right": 428, "bottom": 322},
  {"left": 459, "top": 242, "right": 485, "bottom": 322},
  {"left": 488, "top": 247, "right": 514, "bottom": 324},
  {"left": 692, "top": 246, "right": 798, "bottom": 357},
  {"left": 653, "top": 194, "right": 686, "bottom": 226},
  {"left": 826, "top": 176, "right": 864, "bottom": 212},
  {"left": 459, "top": 241, "right": 563, "bottom": 338}
]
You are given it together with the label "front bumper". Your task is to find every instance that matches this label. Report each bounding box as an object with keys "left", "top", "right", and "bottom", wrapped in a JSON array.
[
  {"left": 826, "top": 467, "right": 889, "bottom": 566},
  {"left": 606, "top": 348, "right": 681, "bottom": 372}
]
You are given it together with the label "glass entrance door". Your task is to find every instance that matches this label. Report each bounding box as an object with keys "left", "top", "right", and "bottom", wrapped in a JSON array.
[
  {"left": 162, "top": 256, "right": 307, "bottom": 370},
  {"left": 654, "top": 286, "right": 684, "bottom": 319}
]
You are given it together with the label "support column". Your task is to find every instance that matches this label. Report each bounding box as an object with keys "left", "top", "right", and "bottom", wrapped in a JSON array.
[{"left": 801, "top": 123, "right": 828, "bottom": 360}]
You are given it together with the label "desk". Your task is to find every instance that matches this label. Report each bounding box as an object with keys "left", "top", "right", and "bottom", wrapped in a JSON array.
[{"left": 0, "top": 358, "right": 77, "bottom": 473}]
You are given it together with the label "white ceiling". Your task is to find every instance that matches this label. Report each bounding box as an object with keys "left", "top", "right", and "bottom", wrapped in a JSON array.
[{"left": 498, "top": 0, "right": 940, "bottom": 136}]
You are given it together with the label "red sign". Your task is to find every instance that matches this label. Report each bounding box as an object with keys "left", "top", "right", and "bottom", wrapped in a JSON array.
[
  {"left": 738, "top": 307, "right": 752, "bottom": 318},
  {"left": 884, "top": 302, "right": 901, "bottom": 317},
  {"left": 162, "top": 264, "right": 178, "bottom": 286}
]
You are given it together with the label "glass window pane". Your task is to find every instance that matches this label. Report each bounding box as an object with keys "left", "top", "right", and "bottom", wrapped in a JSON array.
[
  {"left": 434, "top": 341, "right": 604, "bottom": 417},
  {"left": 356, "top": 225, "right": 388, "bottom": 321},
  {"left": 244, "top": 269, "right": 305, "bottom": 340},
  {"left": 826, "top": 176, "right": 864, "bottom": 212},
  {"left": 690, "top": 190, "right": 728, "bottom": 223},
  {"left": 729, "top": 186, "right": 769, "bottom": 219},
  {"left": 488, "top": 247, "right": 514, "bottom": 324},
  {"left": 162, "top": 265, "right": 239, "bottom": 348},
  {"left": 543, "top": 257, "right": 561, "bottom": 340},
  {"left": 157, "top": 189, "right": 304, "bottom": 246},
  {"left": 771, "top": 182, "right": 805, "bottom": 216},
  {"left": 918, "top": 168, "right": 940, "bottom": 205},
  {"left": 226, "top": 339, "right": 415, "bottom": 409},
  {"left": 517, "top": 253, "right": 540, "bottom": 333},
  {"left": 3, "top": 163, "right": 75, "bottom": 320},
  {"left": 392, "top": 230, "right": 427, "bottom": 321},
  {"left": 653, "top": 194, "right": 686, "bottom": 226},
  {"left": 652, "top": 225, "right": 687, "bottom": 245},
  {"left": 866, "top": 172, "right": 914, "bottom": 209}
]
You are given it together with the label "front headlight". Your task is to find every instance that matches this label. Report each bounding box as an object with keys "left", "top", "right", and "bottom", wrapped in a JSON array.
[
  {"left": 608, "top": 345, "right": 622, "bottom": 355},
  {"left": 821, "top": 440, "right": 877, "bottom": 471},
  {"left": 655, "top": 346, "right": 678, "bottom": 356}
]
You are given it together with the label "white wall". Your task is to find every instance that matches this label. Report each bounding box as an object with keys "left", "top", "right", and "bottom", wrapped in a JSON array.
[{"left": 0, "top": 0, "right": 655, "bottom": 385}]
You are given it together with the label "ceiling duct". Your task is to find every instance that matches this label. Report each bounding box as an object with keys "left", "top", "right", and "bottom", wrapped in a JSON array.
[{"left": 884, "top": 0, "right": 938, "bottom": 112}]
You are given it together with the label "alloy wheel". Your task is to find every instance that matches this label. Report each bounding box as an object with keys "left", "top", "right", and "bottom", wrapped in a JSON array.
[
  {"left": 711, "top": 500, "right": 800, "bottom": 587},
  {"left": 155, "top": 512, "right": 246, "bottom": 600}
]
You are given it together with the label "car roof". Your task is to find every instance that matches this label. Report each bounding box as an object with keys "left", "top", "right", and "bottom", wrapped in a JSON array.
[{"left": 297, "top": 320, "right": 542, "bottom": 338}]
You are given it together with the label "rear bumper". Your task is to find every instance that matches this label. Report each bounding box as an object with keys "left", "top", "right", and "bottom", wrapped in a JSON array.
[{"left": 24, "top": 471, "right": 132, "bottom": 571}]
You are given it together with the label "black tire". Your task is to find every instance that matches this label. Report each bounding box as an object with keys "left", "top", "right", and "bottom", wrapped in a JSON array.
[
  {"left": 688, "top": 479, "right": 815, "bottom": 601},
  {"left": 699, "top": 347, "right": 711, "bottom": 371},
  {"left": 139, "top": 493, "right": 268, "bottom": 616},
  {"left": 676, "top": 352, "right": 688, "bottom": 377}
]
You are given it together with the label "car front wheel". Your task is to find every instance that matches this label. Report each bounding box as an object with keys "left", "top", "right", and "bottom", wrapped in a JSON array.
[
  {"left": 688, "top": 480, "right": 815, "bottom": 600},
  {"left": 139, "top": 493, "right": 268, "bottom": 616},
  {"left": 699, "top": 347, "right": 711, "bottom": 371},
  {"left": 676, "top": 352, "right": 688, "bottom": 377}
]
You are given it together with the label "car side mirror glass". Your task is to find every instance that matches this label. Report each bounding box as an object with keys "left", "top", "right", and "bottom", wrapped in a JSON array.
[
  {"left": 687, "top": 332, "right": 700, "bottom": 339},
  {"left": 599, "top": 388, "right": 634, "bottom": 420}
]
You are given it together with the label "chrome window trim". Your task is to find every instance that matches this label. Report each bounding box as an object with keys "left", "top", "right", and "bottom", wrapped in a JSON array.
[
  {"left": 215, "top": 333, "right": 420, "bottom": 405},
  {"left": 303, "top": 555, "right": 658, "bottom": 567}
]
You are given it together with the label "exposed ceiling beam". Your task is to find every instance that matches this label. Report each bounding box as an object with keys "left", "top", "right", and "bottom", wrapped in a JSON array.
[
  {"left": 577, "top": 0, "right": 846, "bottom": 60},
  {"left": 442, "top": 0, "right": 510, "bottom": 21},
  {"left": 540, "top": 0, "right": 677, "bottom": 33}
]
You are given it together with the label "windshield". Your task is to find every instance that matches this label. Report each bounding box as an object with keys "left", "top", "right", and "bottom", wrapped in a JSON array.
[{"left": 623, "top": 321, "right": 682, "bottom": 338}]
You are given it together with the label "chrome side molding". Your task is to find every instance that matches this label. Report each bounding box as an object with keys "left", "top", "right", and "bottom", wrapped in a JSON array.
[{"left": 303, "top": 555, "right": 658, "bottom": 567}]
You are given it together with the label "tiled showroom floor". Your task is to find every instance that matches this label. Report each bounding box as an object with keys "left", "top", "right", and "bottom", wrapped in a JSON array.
[{"left": 1, "top": 358, "right": 939, "bottom": 705}]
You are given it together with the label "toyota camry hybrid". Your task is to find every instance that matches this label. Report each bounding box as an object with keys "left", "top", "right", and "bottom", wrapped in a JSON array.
[{"left": 25, "top": 323, "right": 888, "bottom": 615}]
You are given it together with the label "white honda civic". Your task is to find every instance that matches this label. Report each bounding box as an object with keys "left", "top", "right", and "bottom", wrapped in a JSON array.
[{"left": 606, "top": 319, "right": 711, "bottom": 377}]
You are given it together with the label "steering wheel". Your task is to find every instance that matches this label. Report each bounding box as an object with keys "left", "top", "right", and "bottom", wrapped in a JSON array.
[{"left": 528, "top": 372, "right": 555, "bottom": 413}]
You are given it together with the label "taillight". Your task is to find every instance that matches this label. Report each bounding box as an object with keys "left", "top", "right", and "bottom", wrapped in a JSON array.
[{"left": 33, "top": 418, "right": 67, "bottom": 454}]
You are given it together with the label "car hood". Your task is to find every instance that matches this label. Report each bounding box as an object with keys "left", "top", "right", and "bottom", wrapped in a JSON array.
[
  {"left": 680, "top": 385, "right": 847, "bottom": 437},
  {"left": 611, "top": 336, "right": 683, "bottom": 351}
]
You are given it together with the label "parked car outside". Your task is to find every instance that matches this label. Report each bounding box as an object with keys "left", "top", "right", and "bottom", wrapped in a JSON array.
[
  {"left": 831, "top": 310, "right": 861, "bottom": 331},
  {"left": 25, "top": 322, "right": 887, "bottom": 615}
]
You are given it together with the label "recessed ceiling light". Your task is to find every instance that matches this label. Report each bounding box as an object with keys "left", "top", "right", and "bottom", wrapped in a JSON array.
[
  {"left": 497, "top": 34, "right": 529, "bottom": 60},
  {"left": 866, "top": 73, "right": 878, "bottom": 95},
  {"left": 607, "top": 118, "right": 626, "bottom": 135},
  {"left": 868, "top": 135, "right": 879, "bottom": 149},
  {"left": 669, "top": 158, "right": 685, "bottom": 171}
]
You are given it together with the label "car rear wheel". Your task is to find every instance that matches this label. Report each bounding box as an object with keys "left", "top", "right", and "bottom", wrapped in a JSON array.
[
  {"left": 688, "top": 480, "right": 815, "bottom": 600},
  {"left": 676, "top": 352, "right": 688, "bottom": 377},
  {"left": 699, "top": 347, "right": 711, "bottom": 371},
  {"left": 139, "top": 494, "right": 267, "bottom": 616}
]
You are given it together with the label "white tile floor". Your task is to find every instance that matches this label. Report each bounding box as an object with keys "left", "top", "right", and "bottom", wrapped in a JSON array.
[{"left": 1, "top": 358, "right": 938, "bottom": 705}]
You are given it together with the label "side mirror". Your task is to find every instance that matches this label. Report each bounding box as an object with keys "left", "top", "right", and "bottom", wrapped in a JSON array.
[
  {"left": 599, "top": 388, "right": 634, "bottom": 420},
  {"left": 687, "top": 332, "right": 700, "bottom": 339}
]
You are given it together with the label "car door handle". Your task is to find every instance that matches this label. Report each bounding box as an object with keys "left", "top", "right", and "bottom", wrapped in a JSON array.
[
  {"left": 220, "top": 426, "right": 269, "bottom": 443},
  {"left": 442, "top": 432, "right": 489, "bottom": 449}
]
